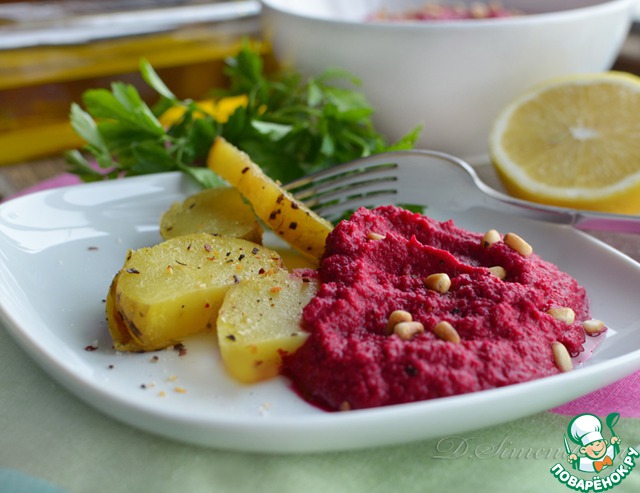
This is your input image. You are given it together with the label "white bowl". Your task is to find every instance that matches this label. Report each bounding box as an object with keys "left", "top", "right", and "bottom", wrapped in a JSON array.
[{"left": 260, "top": 0, "right": 635, "bottom": 163}]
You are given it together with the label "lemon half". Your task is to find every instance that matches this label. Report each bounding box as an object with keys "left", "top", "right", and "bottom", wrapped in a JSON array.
[{"left": 489, "top": 72, "right": 640, "bottom": 214}]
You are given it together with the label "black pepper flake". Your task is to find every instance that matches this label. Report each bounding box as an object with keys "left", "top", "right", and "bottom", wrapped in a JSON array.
[
  {"left": 150, "top": 355, "right": 160, "bottom": 363},
  {"left": 241, "top": 166, "right": 250, "bottom": 174},
  {"left": 258, "top": 268, "right": 266, "bottom": 274},
  {"left": 126, "top": 268, "right": 140, "bottom": 274},
  {"left": 88, "top": 246, "right": 99, "bottom": 251},
  {"left": 187, "top": 243, "right": 192, "bottom": 250},
  {"left": 129, "top": 321, "right": 143, "bottom": 337},
  {"left": 233, "top": 274, "right": 240, "bottom": 284},
  {"left": 140, "top": 384, "right": 147, "bottom": 389},
  {"left": 173, "top": 343, "right": 187, "bottom": 356},
  {"left": 175, "top": 260, "right": 187, "bottom": 266},
  {"left": 226, "top": 334, "right": 236, "bottom": 342},
  {"left": 405, "top": 365, "right": 418, "bottom": 376},
  {"left": 276, "top": 194, "right": 284, "bottom": 204},
  {"left": 252, "top": 247, "right": 259, "bottom": 255},
  {"left": 269, "top": 211, "right": 278, "bottom": 220},
  {"left": 289, "top": 222, "right": 298, "bottom": 230},
  {"left": 238, "top": 254, "right": 245, "bottom": 261},
  {"left": 84, "top": 344, "right": 98, "bottom": 352},
  {"left": 107, "top": 364, "right": 115, "bottom": 369},
  {"left": 291, "top": 202, "right": 299, "bottom": 210}
]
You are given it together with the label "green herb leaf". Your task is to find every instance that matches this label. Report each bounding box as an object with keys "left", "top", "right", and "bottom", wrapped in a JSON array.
[
  {"left": 177, "top": 164, "right": 225, "bottom": 189},
  {"left": 66, "top": 42, "right": 421, "bottom": 189},
  {"left": 64, "top": 149, "right": 107, "bottom": 182},
  {"left": 68, "top": 104, "right": 107, "bottom": 151},
  {"left": 140, "top": 58, "right": 176, "bottom": 100}
]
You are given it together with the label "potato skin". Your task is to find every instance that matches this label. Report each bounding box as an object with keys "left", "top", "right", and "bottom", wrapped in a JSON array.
[
  {"left": 106, "top": 233, "right": 284, "bottom": 352},
  {"left": 160, "top": 186, "right": 263, "bottom": 244}
]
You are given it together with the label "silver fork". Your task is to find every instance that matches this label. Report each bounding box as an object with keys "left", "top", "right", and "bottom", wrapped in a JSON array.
[{"left": 283, "top": 150, "right": 640, "bottom": 234}]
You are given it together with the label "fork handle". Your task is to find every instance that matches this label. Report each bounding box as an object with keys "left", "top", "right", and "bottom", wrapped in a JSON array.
[
  {"left": 571, "top": 211, "right": 640, "bottom": 234},
  {"left": 431, "top": 152, "right": 640, "bottom": 235},
  {"left": 483, "top": 189, "right": 640, "bottom": 235}
]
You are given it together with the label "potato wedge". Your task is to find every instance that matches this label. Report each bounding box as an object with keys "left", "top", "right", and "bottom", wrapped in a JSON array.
[
  {"left": 217, "top": 269, "right": 318, "bottom": 383},
  {"left": 160, "top": 186, "right": 263, "bottom": 244},
  {"left": 106, "top": 233, "right": 284, "bottom": 352},
  {"left": 207, "top": 137, "right": 333, "bottom": 260}
]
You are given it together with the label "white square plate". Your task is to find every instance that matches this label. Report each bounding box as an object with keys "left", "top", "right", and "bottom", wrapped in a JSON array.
[{"left": 1, "top": 172, "right": 640, "bottom": 453}]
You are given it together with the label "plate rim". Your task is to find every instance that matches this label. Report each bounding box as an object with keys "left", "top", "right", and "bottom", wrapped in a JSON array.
[{"left": 2, "top": 172, "right": 640, "bottom": 453}]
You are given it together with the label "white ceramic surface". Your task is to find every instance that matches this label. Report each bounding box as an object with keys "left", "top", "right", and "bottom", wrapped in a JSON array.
[
  {"left": 260, "top": 0, "right": 635, "bottom": 163},
  {"left": 1, "top": 173, "right": 640, "bottom": 453}
]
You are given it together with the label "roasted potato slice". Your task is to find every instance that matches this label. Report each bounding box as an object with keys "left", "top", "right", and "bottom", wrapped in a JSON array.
[
  {"left": 217, "top": 269, "right": 318, "bottom": 383},
  {"left": 160, "top": 186, "right": 263, "bottom": 244},
  {"left": 207, "top": 137, "right": 333, "bottom": 260},
  {"left": 106, "top": 233, "right": 284, "bottom": 352}
]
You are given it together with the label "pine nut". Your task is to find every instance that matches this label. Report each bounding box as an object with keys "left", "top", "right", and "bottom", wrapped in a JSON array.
[
  {"left": 386, "top": 309, "right": 412, "bottom": 334},
  {"left": 482, "top": 229, "right": 501, "bottom": 248},
  {"left": 488, "top": 266, "right": 507, "bottom": 279},
  {"left": 552, "top": 342, "right": 573, "bottom": 372},
  {"left": 424, "top": 273, "right": 451, "bottom": 294},
  {"left": 504, "top": 232, "right": 533, "bottom": 257},
  {"left": 582, "top": 319, "right": 605, "bottom": 335},
  {"left": 367, "top": 232, "right": 385, "bottom": 241},
  {"left": 433, "top": 321, "right": 461, "bottom": 344},
  {"left": 339, "top": 401, "right": 351, "bottom": 411},
  {"left": 394, "top": 321, "right": 425, "bottom": 340},
  {"left": 547, "top": 307, "right": 575, "bottom": 324}
]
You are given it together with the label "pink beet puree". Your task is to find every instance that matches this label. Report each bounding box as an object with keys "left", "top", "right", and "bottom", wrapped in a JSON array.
[{"left": 283, "top": 206, "right": 596, "bottom": 411}]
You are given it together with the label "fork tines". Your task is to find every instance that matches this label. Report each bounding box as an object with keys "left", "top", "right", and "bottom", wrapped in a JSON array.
[{"left": 284, "top": 161, "right": 399, "bottom": 217}]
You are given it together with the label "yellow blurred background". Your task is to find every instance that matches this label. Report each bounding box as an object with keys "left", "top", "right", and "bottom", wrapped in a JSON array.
[
  {"left": 0, "top": 0, "right": 264, "bottom": 166},
  {"left": 0, "top": 0, "right": 638, "bottom": 168}
]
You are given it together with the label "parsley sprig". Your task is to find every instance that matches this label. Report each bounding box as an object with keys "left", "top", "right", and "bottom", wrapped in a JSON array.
[{"left": 66, "top": 44, "right": 421, "bottom": 187}]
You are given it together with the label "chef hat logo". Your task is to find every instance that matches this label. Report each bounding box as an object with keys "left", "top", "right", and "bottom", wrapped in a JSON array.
[{"left": 568, "top": 413, "right": 604, "bottom": 446}]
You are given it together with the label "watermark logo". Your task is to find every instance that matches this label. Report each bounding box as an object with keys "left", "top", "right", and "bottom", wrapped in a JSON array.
[{"left": 550, "top": 412, "right": 639, "bottom": 491}]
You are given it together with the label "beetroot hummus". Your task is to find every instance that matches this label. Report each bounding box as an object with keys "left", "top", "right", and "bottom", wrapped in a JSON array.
[{"left": 283, "top": 206, "right": 597, "bottom": 411}]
